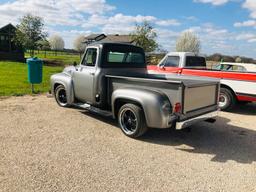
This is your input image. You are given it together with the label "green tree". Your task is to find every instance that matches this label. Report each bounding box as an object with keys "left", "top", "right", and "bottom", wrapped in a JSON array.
[
  {"left": 37, "top": 39, "right": 50, "bottom": 50},
  {"left": 15, "top": 14, "right": 47, "bottom": 56},
  {"left": 131, "top": 21, "right": 158, "bottom": 52}
]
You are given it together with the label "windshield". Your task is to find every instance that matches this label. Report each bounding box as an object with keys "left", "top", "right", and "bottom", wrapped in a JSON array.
[{"left": 161, "top": 56, "right": 180, "bottom": 67}]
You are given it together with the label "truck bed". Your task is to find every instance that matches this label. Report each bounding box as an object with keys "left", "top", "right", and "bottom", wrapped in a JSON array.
[{"left": 106, "top": 73, "right": 219, "bottom": 121}]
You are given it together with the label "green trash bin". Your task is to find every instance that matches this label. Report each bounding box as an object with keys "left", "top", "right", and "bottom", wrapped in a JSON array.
[{"left": 27, "top": 57, "right": 43, "bottom": 84}]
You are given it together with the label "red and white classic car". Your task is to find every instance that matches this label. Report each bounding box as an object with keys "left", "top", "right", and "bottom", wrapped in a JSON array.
[{"left": 148, "top": 52, "right": 256, "bottom": 111}]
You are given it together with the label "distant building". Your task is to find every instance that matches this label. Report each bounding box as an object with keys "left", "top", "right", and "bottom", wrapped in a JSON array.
[
  {"left": 0, "top": 23, "right": 24, "bottom": 62},
  {"left": 84, "top": 34, "right": 135, "bottom": 45}
]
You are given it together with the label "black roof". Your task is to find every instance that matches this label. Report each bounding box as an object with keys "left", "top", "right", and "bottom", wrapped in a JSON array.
[
  {"left": 0, "top": 23, "right": 16, "bottom": 33},
  {"left": 88, "top": 42, "right": 142, "bottom": 50}
]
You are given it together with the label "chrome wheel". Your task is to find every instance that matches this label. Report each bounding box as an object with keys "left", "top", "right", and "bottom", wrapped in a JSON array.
[
  {"left": 119, "top": 108, "right": 138, "bottom": 135},
  {"left": 55, "top": 85, "right": 68, "bottom": 107},
  {"left": 219, "top": 93, "right": 228, "bottom": 108}
]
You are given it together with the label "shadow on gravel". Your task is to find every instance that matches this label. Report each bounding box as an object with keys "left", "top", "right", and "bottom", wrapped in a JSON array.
[
  {"left": 141, "top": 116, "right": 256, "bottom": 164},
  {"left": 78, "top": 106, "right": 256, "bottom": 164},
  {"left": 79, "top": 110, "right": 118, "bottom": 128}
]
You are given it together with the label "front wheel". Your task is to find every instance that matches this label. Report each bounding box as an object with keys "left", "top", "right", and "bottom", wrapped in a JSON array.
[
  {"left": 219, "top": 88, "right": 236, "bottom": 111},
  {"left": 54, "top": 85, "right": 69, "bottom": 107},
  {"left": 118, "top": 104, "right": 148, "bottom": 138}
]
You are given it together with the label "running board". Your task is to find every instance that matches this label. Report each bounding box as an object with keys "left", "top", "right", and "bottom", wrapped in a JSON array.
[{"left": 73, "top": 103, "right": 113, "bottom": 118}]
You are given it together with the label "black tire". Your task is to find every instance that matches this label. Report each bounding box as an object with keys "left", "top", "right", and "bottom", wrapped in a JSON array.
[
  {"left": 219, "top": 87, "right": 236, "bottom": 111},
  {"left": 118, "top": 104, "right": 148, "bottom": 138},
  {"left": 54, "top": 85, "right": 69, "bottom": 107}
]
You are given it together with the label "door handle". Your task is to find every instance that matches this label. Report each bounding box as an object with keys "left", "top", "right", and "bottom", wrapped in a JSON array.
[{"left": 89, "top": 72, "right": 95, "bottom": 75}]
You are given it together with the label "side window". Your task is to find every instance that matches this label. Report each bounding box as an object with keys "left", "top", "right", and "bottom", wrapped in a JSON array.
[
  {"left": 163, "top": 56, "right": 180, "bottom": 67},
  {"left": 237, "top": 66, "right": 246, "bottom": 72},
  {"left": 231, "top": 65, "right": 246, "bottom": 72},
  {"left": 82, "top": 48, "right": 97, "bottom": 67},
  {"left": 221, "top": 64, "right": 232, "bottom": 71}
]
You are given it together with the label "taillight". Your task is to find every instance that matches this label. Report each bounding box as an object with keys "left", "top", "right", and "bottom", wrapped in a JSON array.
[{"left": 174, "top": 102, "right": 182, "bottom": 113}]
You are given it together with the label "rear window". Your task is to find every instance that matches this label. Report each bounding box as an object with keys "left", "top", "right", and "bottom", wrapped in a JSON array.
[
  {"left": 107, "top": 51, "right": 144, "bottom": 64},
  {"left": 102, "top": 44, "right": 146, "bottom": 68},
  {"left": 185, "top": 56, "right": 206, "bottom": 68}
]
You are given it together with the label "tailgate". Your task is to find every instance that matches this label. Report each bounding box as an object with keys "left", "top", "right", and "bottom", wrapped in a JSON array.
[
  {"left": 181, "top": 83, "right": 219, "bottom": 119},
  {"left": 184, "top": 85, "right": 218, "bottom": 113}
]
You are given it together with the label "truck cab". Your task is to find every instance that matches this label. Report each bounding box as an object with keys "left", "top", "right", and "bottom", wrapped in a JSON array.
[{"left": 158, "top": 52, "right": 207, "bottom": 71}]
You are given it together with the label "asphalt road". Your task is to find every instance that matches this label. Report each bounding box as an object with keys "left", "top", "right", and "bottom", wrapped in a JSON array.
[{"left": 0, "top": 95, "right": 255, "bottom": 192}]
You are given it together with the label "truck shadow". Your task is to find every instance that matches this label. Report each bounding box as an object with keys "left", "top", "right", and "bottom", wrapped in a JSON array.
[
  {"left": 78, "top": 109, "right": 256, "bottom": 164},
  {"left": 141, "top": 116, "right": 256, "bottom": 164},
  {"left": 79, "top": 110, "right": 118, "bottom": 128},
  {"left": 229, "top": 102, "right": 256, "bottom": 115}
]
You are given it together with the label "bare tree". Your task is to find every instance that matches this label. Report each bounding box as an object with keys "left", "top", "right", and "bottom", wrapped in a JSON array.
[
  {"left": 73, "top": 35, "right": 86, "bottom": 58},
  {"left": 235, "top": 57, "right": 242, "bottom": 63},
  {"left": 176, "top": 31, "right": 201, "bottom": 53},
  {"left": 49, "top": 35, "right": 65, "bottom": 55}
]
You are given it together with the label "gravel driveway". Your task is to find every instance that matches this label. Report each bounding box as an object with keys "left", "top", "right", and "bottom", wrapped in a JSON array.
[{"left": 0, "top": 95, "right": 255, "bottom": 192}]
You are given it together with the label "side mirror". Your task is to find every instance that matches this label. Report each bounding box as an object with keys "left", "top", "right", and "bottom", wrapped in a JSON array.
[{"left": 73, "top": 61, "right": 77, "bottom": 66}]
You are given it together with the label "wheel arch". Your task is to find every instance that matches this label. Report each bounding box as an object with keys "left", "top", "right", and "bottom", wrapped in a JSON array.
[
  {"left": 51, "top": 73, "right": 74, "bottom": 104},
  {"left": 113, "top": 98, "right": 144, "bottom": 119},
  {"left": 111, "top": 88, "right": 172, "bottom": 129},
  {"left": 220, "top": 83, "right": 237, "bottom": 100}
]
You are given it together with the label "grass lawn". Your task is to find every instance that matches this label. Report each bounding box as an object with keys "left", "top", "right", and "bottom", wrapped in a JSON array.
[
  {"left": 0, "top": 61, "right": 63, "bottom": 96},
  {"left": 25, "top": 51, "right": 81, "bottom": 66}
]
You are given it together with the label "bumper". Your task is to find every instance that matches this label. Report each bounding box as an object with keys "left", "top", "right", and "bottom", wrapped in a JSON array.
[{"left": 175, "top": 111, "right": 219, "bottom": 130}]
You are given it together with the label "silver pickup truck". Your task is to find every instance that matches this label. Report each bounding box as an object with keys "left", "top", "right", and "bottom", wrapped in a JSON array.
[{"left": 51, "top": 43, "right": 219, "bottom": 138}]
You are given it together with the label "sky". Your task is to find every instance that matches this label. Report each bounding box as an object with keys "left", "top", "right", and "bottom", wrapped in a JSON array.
[{"left": 0, "top": 0, "right": 256, "bottom": 57}]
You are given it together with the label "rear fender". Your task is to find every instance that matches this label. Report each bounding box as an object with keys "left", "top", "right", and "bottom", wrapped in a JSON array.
[{"left": 112, "top": 88, "right": 173, "bottom": 128}]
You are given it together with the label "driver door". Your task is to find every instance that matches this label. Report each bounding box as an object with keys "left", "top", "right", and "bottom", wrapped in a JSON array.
[{"left": 73, "top": 48, "right": 98, "bottom": 103}]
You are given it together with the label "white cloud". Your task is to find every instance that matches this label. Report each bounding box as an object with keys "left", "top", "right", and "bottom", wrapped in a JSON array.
[
  {"left": 184, "top": 16, "right": 198, "bottom": 21},
  {"left": 81, "top": 13, "right": 181, "bottom": 36},
  {"left": 234, "top": 20, "right": 256, "bottom": 27},
  {"left": 155, "top": 19, "right": 181, "bottom": 26},
  {"left": 0, "top": 0, "right": 115, "bottom": 26},
  {"left": 233, "top": 0, "right": 256, "bottom": 29},
  {"left": 243, "top": 0, "right": 256, "bottom": 19},
  {"left": 82, "top": 13, "right": 180, "bottom": 30},
  {"left": 0, "top": 0, "right": 255, "bottom": 58},
  {"left": 193, "top": 0, "right": 230, "bottom": 6},
  {"left": 0, "top": 0, "right": 180, "bottom": 48},
  {"left": 236, "top": 33, "right": 256, "bottom": 43}
]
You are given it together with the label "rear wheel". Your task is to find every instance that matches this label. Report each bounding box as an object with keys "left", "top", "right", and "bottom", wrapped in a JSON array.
[
  {"left": 219, "top": 88, "right": 236, "bottom": 111},
  {"left": 118, "top": 104, "right": 148, "bottom": 138},
  {"left": 54, "top": 85, "right": 69, "bottom": 107}
]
